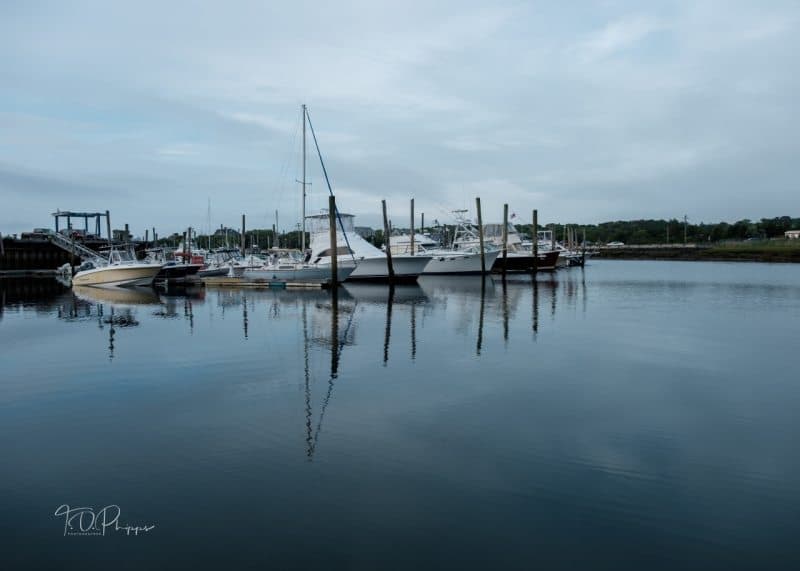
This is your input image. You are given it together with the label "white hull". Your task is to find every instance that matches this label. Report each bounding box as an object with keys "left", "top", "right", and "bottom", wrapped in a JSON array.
[
  {"left": 348, "top": 255, "right": 431, "bottom": 281},
  {"left": 72, "top": 264, "right": 162, "bottom": 288},
  {"left": 242, "top": 265, "right": 354, "bottom": 283},
  {"left": 422, "top": 250, "right": 500, "bottom": 275}
]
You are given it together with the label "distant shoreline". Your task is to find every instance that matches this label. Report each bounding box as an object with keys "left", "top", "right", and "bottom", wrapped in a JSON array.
[{"left": 593, "top": 244, "right": 800, "bottom": 263}]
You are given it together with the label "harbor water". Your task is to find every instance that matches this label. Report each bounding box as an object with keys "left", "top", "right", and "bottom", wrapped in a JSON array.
[{"left": 1, "top": 260, "right": 799, "bottom": 569}]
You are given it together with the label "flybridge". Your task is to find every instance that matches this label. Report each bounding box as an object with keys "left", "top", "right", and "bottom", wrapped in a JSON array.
[{"left": 305, "top": 212, "right": 356, "bottom": 234}]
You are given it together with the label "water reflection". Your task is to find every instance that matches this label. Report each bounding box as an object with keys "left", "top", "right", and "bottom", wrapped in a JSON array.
[
  {"left": 0, "top": 271, "right": 596, "bottom": 366},
  {"left": 4, "top": 263, "right": 800, "bottom": 570},
  {"left": 302, "top": 289, "right": 358, "bottom": 459},
  {"left": 477, "top": 278, "right": 486, "bottom": 355},
  {"left": 383, "top": 285, "right": 393, "bottom": 365}
]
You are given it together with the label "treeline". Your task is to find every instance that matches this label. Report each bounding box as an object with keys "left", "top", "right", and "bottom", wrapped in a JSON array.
[
  {"left": 516, "top": 216, "right": 799, "bottom": 245},
  {"left": 151, "top": 216, "right": 798, "bottom": 249}
]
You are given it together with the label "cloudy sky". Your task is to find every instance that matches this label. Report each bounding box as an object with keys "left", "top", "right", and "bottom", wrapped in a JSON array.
[{"left": 1, "top": 0, "right": 797, "bottom": 235}]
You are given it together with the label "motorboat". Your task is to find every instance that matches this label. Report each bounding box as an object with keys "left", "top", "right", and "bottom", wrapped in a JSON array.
[
  {"left": 144, "top": 247, "right": 202, "bottom": 281},
  {"left": 418, "top": 217, "right": 500, "bottom": 275},
  {"left": 72, "top": 245, "right": 163, "bottom": 288},
  {"left": 478, "top": 221, "right": 560, "bottom": 272},
  {"left": 388, "top": 232, "right": 439, "bottom": 255},
  {"left": 198, "top": 247, "right": 266, "bottom": 277},
  {"left": 532, "top": 230, "right": 591, "bottom": 267},
  {"left": 389, "top": 227, "right": 501, "bottom": 275}
]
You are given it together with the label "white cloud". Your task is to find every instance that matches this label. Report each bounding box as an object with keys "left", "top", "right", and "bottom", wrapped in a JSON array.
[
  {"left": 572, "top": 15, "right": 664, "bottom": 63},
  {"left": 156, "top": 143, "right": 203, "bottom": 158},
  {"left": 1, "top": 0, "right": 798, "bottom": 232}
]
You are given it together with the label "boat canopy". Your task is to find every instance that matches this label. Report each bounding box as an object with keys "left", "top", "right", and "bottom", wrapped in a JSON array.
[{"left": 306, "top": 212, "right": 356, "bottom": 234}]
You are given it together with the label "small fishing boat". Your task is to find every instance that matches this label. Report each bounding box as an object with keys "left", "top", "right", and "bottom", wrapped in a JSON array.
[
  {"left": 72, "top": 245, "right": 163, "bottom": 288},
  {"left": 144, "top": 248, "right": 202, "bottom": 281},
  {"left": 198, "top": 248, "right": 265, "bottom": 277}
]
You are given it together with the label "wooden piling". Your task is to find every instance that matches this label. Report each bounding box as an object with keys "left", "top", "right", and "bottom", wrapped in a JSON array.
[
  {"left": 410, "top": 198, "right": 415, "bottom": 255},
  {"left": 70, "top": 234, "right": 76, "bottom": 272},
  {"left": 502, "top": 203, "right": 508, "bottom": 276},
  {"left": 582, "top": 227, "right": 587, "bottom": 266},
  {"left": 382, "top": 200, "right": 395, "bottom": 281},
  {"left": 105, "top": 210, "right": 112, "bottom": 244},
  {"left": 329, "top": 195, "right": 338, "bottom": 285},
  {"left": 476, "top": 197, "right": 486, "bottom": 274},
  {"left": 533, "top": 209, "right": 539, "bottom": 274},
  {"left": 241, "top": 214, "right": 246, "bottom": 255},
  {"left": 421, "top": 212, "right": 424, "bottom": 235}
]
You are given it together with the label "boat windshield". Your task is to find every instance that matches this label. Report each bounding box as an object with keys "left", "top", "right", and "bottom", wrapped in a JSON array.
[
  {"left": 109, "top": 248, "right": 135, "bottom": 263},
  {"left": 307, "top": 212, "right": 356, "bottom": 234}
]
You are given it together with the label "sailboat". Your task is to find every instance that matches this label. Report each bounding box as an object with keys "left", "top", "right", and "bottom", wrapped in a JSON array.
[
  {"left": 242, "top": 105, "right": 362, "bottom": 285},
  {"left": 304, "top": 212, "right": 430, "bottom": 282},
  {"left": 261, "top": 104, "right": 430, "bottom": 283}
]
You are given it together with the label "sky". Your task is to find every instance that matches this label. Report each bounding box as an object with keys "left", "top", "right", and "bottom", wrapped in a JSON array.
[{"left": 1, "top": 0, "right": 798, "bottom": 236}]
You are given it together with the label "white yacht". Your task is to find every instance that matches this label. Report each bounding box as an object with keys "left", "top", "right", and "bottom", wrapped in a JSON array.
[
  {"left": 72, "top": 246, "right": 163, "bottom": 288},
  {"left": 418, "top": 220, "right": 500, "bottom": 275},
  {"left": 388, "top": 232, "right": 439, "bottom": 255},
  {"left": 306, "top": 213, "right": 431, "bottom": 282}
]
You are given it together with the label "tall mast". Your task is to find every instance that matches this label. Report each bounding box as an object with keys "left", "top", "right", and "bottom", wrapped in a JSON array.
[{"left": 302, "top": 104, "right": 307, "bottom": 252}]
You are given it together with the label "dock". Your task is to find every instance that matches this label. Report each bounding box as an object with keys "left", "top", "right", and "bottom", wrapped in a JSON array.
[{"left": 201, "top": 277, "right": 327, "bottom": 289}]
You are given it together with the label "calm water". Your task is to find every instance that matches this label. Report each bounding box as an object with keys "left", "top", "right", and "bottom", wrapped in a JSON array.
[{"left": 1, "top": 261, "right": 799, "bottom": 570}]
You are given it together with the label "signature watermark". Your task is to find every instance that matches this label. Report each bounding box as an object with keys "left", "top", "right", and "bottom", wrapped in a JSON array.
[{"left": 54, "top": 505, "right": 155, "bottom": 537}]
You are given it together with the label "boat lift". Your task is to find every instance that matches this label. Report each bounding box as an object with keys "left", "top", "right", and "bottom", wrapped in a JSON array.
[{"left": 52, "top": 209, "right": 111, "bottom": 240}]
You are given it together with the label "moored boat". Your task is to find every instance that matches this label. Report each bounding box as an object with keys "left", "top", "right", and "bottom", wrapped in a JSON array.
[
  {"left": 242, "top": 261, "right": 355, "bottom": 284},
  {"left": 144, "top": 248, "right": 202, "bottom": 281},
  {"left": 72, "top": 246, "right": 163, "bottom": 288},
  {"left": 478, "top": 221, "right": 560, "bottom": 272}
]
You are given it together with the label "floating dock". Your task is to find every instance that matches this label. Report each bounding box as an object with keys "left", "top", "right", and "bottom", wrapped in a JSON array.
[{"left": 201, "top": 277, "right": 326, "bottom": 289}]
